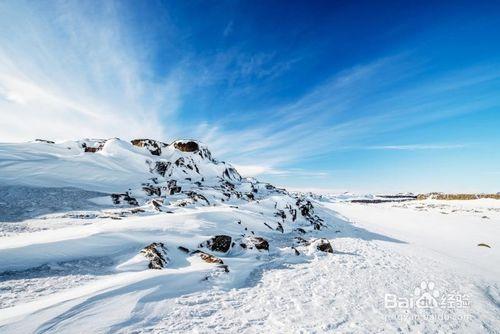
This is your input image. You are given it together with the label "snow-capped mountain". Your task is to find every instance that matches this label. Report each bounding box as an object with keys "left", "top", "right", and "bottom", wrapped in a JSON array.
[{"left": 0, "top": 138, "right": 325, "bottom": 231}]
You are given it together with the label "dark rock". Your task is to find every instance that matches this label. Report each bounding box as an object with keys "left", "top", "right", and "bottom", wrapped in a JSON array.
[
  {"left": 200, "top": 235, "right": 232, "bottom": 253},
  {"left": 131, "top": 139, "right": 165, "bottom": 156},
  {"left": 166, "top": 180, "right": 181, "bottom": 195},
  {"left": 295, "top": 228, "right": 306, "bottom": 234},
  {"left": 178, "top": 246, "right": 190, "bottom": 253},
  {"left": 275, "top": 210, "right": 286, "bottom": 220},
  {"left": 295, "top": 237, "right": 309, "bottom": 245},
  {"left": 186, "top": 191, "right": 210, "bottom": 205},
  {"left": 140, "top": 242, "right": 169, "bottom": 269},
  {"left": 276, "top": 222, "right": 284, "bottom": 233},
  {"left": 243, "top": 236, "right": 269, "bottom": 251},
  {"left": 149, "top": 199, "right": 163, "bottom": 211},
  {"left": 297, "top": 199, "right": 314, "bottom": 217},
  {"left": 111, "top": 193, "right": 139, "bottom": 206},
  {"left": 35, "top": 139, "right": 55, "bottom": 144},
  {"left": 222, "top": 167, "right": 241, "bottom": 181},
  {"left": 142, "top": 184, "right": 161, "bottom": 196},
  {"left": 154, "top": 161, "right": 171, "bottom": 177},
  {"left": 316, "top": 239, "right": 333, "bottom": 253},
  {"left": 175, "top": 157, "right": 184, "bottom": 167},
  {"left": 192, "top": 250, "right": 224, "bottom": 264},
  {"left": 477, "top": 243, "right": 491, "bottom": 248},
  {"left": 173, "top": 141, "right": 199, "bottom": 152},
  {"left": 264, "top": 222, "right": 274, "bottom": 230}
]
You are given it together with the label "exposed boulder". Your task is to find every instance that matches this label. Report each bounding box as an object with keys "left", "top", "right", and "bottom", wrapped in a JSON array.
[
  {"left": 131, "top": 139, "right": 165, "bottom": 156},
  {"left": 81, "top": 140, "right": 106, "bottom": 153},
  {"left": 316, "top": 239, "right": 333, "bottom": 253},
  {"left": 140, "top": 242, "right": 169, "bottom": 269},
  {"left": 192, "top": 250, "right": 224, "bottom": 264},
  {"left": 200, "top": 235, "right": 232, "bottom": 253},
  {"left": 173, "top": 140, "right": 199, "bottom": 152}
]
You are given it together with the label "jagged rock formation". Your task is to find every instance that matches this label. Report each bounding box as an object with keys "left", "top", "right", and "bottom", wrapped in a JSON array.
[{"left": 140, "top": 242, "right": 170, "bottom": 269}]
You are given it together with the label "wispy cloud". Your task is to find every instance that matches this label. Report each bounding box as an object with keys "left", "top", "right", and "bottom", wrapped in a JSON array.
[
  {"left": 0, "top": 1, "right": 178, "bottom": 142},
  {"left": 365, "top": 144, "right": 468, "bottom": 150},
  {"left": 1, "top": 1, "right": 499, "bottom": 185},
  {"left": 192, "top": 57, "right": 500, "bottom": 175}
]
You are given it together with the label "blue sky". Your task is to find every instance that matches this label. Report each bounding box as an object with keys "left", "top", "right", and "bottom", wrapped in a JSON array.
[{"left": 0, "top": 1, "right": 499, "bottom": 192}]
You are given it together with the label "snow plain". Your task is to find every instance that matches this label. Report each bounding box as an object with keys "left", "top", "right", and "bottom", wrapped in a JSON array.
[{"left": 0, "top": 140, "right": 499, "bottom": 333}]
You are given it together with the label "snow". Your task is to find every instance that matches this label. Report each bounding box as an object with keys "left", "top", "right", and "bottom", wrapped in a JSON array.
[{"left": 0, "top": 139, "right": 499, "bottom": 333}]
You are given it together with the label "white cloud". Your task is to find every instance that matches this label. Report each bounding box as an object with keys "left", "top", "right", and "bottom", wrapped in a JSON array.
[{"left": 0, "top": 1, "right": 177, "bottom": 142}]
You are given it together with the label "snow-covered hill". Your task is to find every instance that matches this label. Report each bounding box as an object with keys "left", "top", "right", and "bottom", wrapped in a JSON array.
[{"left": 0, "top": 139, "right": 499, "bottom": 333}]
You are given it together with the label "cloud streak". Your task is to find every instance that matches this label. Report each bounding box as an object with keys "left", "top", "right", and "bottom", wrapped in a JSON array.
[
  {"left": 1, "top": 1, "right": 499, "bottom": 186},
  {"left": 193, "top": 57, "right": 500, "bottom": 175},
  {"left": 364, "top": 144, "right": 468, "bottom": 150},
  {"left": 0, "top": 1, "right": 177, "bottom": 142}
]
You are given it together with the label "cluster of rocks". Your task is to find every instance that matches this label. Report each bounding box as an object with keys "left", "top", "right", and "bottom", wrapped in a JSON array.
[
  {"left": 294, "top": 237, "right": 334, "bottom": 255},
  {"left": 139, "top": 232, "right": 333, "bottom": 273},
  {"left": 111, "top": 192, "right": 139, "bottom": 206},
  {"left": 81, "top": 140, "right": 107, "bottom": 153}
]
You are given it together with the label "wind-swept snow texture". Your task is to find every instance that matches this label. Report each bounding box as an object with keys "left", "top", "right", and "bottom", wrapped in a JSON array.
[{"left": 0, "top": 139, "right": 499, "bottom": 333}]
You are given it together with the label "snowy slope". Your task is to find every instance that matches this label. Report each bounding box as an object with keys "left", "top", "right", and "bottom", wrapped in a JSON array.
[
  {"left": 0, "top": 138, "right": 240, "bottom": 193},
  {"left": 0, "top": 139, "right": 499, "bottom": 333}
]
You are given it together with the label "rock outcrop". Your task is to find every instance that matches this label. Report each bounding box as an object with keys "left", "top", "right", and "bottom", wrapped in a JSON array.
[
  {"left": 239, "top": 236, "right": 269, "bottom": 251},
  {"left": 131, "top": 139, "right": 166, "bottom": 156},
  {"left": 315, "top": 239, "right": 333, "bottom": 253},
  {"left": 200, "top": 235, "right": 232, "bottom": 253},
  {"left": 140, "top": 242, "right": 170, "bottom": 269},
  {"left": 173, "top": 140, "right": 199, "bottom": 152}
]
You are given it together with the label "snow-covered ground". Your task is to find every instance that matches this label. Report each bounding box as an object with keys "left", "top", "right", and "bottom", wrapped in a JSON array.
[{"left": 0, "top": 139, "right": 499, "bottom": 333}]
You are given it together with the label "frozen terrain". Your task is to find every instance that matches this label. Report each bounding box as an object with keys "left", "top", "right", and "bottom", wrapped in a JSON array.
[{"left": 0, "top": 139, "right": 499, "bottom": 333}]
